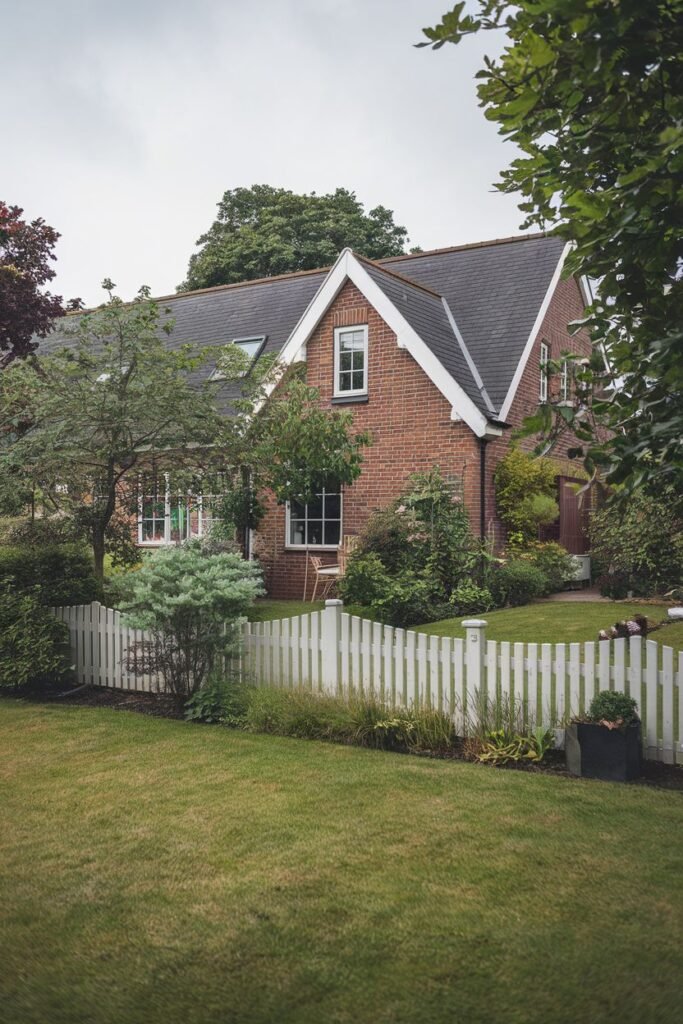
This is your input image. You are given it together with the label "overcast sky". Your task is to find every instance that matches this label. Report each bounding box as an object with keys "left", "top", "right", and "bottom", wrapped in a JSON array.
[{"left": 4, "top": 0, "right": 523, "bottom": 307}]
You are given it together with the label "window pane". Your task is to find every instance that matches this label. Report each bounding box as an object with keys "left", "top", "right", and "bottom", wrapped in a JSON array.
[
  {"left": 352, "top": 370, "right": 364, "bottom": 391},
  {"left": 235, "top": 339, "right": 263, "bottom": 359},
  {"left": 308, "top": 520, "right": 324, "bottom": 545},
  {"left": 290, "top": 497, "right": 306, "bottom": 519},
  {"left": 290, "top": 519, "right": 306, "bottom": 546},
  {"left": 324, "top": 493, "right": 341, "bottom": 519},
  {"left": 307, "top": 494, "right": 323, "bottom": 518},
  {"left": 340, "top": 330, "right": 364, "bottom": 351},
  {"left": 339, "top": 351, "right": 353, "bottom": 372},
  {"left": 338, "top": 371, "right": 353, "bottom": 392},
  {"left": 324, "top": 520, "right": 341, "bottom": 546}
]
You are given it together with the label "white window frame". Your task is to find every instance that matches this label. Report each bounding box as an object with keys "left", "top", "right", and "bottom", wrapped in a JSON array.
[
  {"left": 137, "top": 474, "right": 225, "bottom": 546},
  {"left": 560, "top": 359, "right": 569, "bottom": 402},
  {"left": 333, "top": 325, "right": 368, "bottom": 398},
  {"left": 539, "top": 341, "right": 549, "bottom": 403},
  {"left": 285, "top": 486, "right": 343, "bottom": 550}
]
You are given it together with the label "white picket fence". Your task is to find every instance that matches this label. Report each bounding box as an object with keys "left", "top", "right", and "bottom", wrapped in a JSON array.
[{"left": 53, "top": 600, "right": 683, "bottom": 764}]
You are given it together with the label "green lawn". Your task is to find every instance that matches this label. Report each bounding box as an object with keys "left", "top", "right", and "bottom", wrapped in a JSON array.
[
  {"left": 1, "top": 702, "right": 682, "bottom": 1024},
  {"left": 417, "top": 601, "right": 683, "bottom": 654}
]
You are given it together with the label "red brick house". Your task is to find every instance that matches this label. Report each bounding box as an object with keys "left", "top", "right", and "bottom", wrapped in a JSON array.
[{"left": 49, "top": 233, "right": 593, "bottom": 597}]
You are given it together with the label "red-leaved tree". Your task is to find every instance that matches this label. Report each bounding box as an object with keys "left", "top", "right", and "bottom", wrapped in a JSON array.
[{"left": 0, "top": 202, "right": 80, "bottom": 369}]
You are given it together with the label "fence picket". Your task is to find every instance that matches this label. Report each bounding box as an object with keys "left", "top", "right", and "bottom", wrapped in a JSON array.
[
  {"left": 340, "top": 614, "right": 349, "bottom": 691},
  {"left": 486, "top": 640, "right": 497, "bottom": 713},
  {"left": 662, "top": 645, "right": 674, "bottom": 765},
  {"left": 416, "top": 632, "right": 428, "bottom": 705},
  {"left": 372, "top": 621, "right": 383, "bottom": 698},
  {"left": 614, "top": 639, "right": 626, "bottom": 694},
  {"left": 527, "top": 642, "right": 538, "bottom": 725},
  {"left": 406, "top": 631, "right": 416, "bottom": 706},
  {"left": 569, "top": 643, "right": 581, "bottom": 721},
  {"left": 452, "top": 638, "right": 464, "bottom": 733},
  {"left": 383, "top": 625, "right": 394, "bottom": 703},
  {"left": 541, "top": 644, "right": 552, "bottom": 725},
  {"left": 583, "top": 642, "right": 595, "bottom": 713},
  {"left": 646, "top": 640, "right": 658, "bottom": 759},
  {"left": 598, "top": 640, "right": 610, "bottom": 693},
  {"left": 394, "top": 628, "right": 406, "bottom": 706},
  {"left": 513, "top": 643, "right": 524, "bottom": 721},
  {"left": 556, "top": 644, "right": 566, "bottom": 723},
  {"left": 311, "top": 613, "right": 321, "bottom": 692}
]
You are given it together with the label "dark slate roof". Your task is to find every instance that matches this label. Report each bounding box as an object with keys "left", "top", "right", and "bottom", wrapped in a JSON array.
[
  {"left": 382, "top": 235, "right": 566, "bottom": 412},
  {"left": 357, "top": 257, "right": 493, "bottom": 416},
  {"left": 39, "top": 234, "right": 567, "bottom": 421}
]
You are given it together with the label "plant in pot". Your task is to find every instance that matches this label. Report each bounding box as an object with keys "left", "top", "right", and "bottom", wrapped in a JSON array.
[{"left": 565, "top": 692, "right": 642, "bottom": 782}]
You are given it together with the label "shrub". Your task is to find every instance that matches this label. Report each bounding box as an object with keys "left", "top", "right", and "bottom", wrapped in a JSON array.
[
  {"left": 448, "top": 581, "right": 494, "bottom": 616},
  {"left": 589, "top": 488, "right": 683, "bottom": 597},
  {"left": 339, "top": 467, "right": 482, "bottom": 625},
  {"left": 119, "top": 542, "right": 264, "bottom": 699},
  {"left": 0, "top": 582, "right": 70, "bottom": 689},
  {"left": 490, "top": 561, "right": 548, "bottom": 607},
  {"left": 587, "top": 691, "right": 639, "bottom": 727},
  {"left": 494, "top": 448, "right": 559, "bottom": 542},
  {"left": 0, "top": 543, "right": 101, "bottom": 606},
  {"left": 521, "top": 542, "right": 579, "bottom": 594},
  {"left": 184, "top": 674, "right": 252, "bottom": 725}
]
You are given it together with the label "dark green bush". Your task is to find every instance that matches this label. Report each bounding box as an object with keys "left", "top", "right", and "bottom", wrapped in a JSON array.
[
  {"left": 521, "top": 542, "right": 579, "bottom": 594},
  {"left": 0, "top": 543, "right": 101, "bottom": 607},
  {"left": 0, "top": 583, "right": 70, "bottom": 688},
  {"left": 491, "top": 561, "right": 549, "bottom": 607},
  {"left": 448, "top": 581, "right": 494, "bottom": 616},
  {"left": 587, "top": 691, "right": 639, "bottom": 726},
  {"left": 184, "top": 674, "right": 252, "bottom": 725}
]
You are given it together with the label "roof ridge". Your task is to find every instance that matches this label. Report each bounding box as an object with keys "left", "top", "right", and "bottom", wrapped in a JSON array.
[
  {"left": 353, "top": 252, "right": 444, "bottom": 299},
  {"left": 380, "top": 231, "right": 550, "bottom": 265}
]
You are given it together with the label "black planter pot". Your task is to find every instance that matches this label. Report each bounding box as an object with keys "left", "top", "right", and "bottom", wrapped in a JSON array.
[{"left": 565, "top": 721, "right": 642, "bottom": 782}]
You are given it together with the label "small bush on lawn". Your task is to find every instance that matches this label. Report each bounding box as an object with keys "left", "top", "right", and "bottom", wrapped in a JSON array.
[
  {"left": 0, "top": 582, "right": 70, "bottom": 688},
  {"left": 242, "top": 688, "right": 457, "bottom": 753},
  {"left": 447, "top": 581, "right": 495, "bottom": 616},
  {"left": 587, "top": 691, "right": 639, "bottom": 727},
  {"left": 0, "top": 543, "right": 101, "bottom": 606},
  {"left": 184, "top": 673, "right": 252, "bottom": 726},
  {"left": 490, "top": 561, "right": 549, "bottom": 607},
  {"left": 119, "top": 542, "right": 264, "bottom": 699}
]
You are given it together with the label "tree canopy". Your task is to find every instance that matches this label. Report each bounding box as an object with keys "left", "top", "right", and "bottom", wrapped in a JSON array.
[
  {"left": 0, "top": 202, "right": 80, "bottom": 370},
  {"left": 179, "top": 185, "right": 413, "bottom": 291},
  {"left": 421, "top": 1, "right": 683, "bottom": 494}
]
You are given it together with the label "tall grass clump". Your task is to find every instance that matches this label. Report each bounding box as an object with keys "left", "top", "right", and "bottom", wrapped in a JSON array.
[{"left": 242, "top": 688, "right": 457, "bottom": 753}]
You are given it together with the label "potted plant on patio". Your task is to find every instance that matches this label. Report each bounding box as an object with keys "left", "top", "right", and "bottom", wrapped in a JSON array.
[{"left": 565, "top": 691, "right": 642, "bottom": 782}]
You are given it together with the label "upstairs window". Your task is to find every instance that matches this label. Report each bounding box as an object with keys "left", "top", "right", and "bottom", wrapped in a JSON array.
[
  {"left": 539, "top": 341, "right": 549, "bottom": 403},
  {"left": 334, "top": 326, "right": 368, "bottom": 397},
  {"left": 211, "top": 336, "right": 266, "bottom": 380},
  {"left": 287, "top": 483, "right": 342, "bottom": 548}
]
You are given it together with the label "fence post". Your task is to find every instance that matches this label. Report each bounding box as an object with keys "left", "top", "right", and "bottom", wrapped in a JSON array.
[
  {"left": 462, "top": 619, "right": 487, "bottom": 708},
  {"left": 322, "top": 599, "right": 343, "bottom": 694}
]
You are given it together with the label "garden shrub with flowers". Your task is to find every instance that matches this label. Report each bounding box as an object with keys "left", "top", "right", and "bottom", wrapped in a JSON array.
[{"left": 339, "top": 468, "right": 491, "bottom": 626}]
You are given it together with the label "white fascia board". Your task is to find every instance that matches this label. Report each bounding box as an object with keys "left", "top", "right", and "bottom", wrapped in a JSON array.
[{"left": 499, "top": 242, "right": 571, "bottom": 422}]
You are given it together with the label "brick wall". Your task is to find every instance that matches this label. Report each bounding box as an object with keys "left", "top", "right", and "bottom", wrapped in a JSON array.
[{"left": 255, "top": 273, "right": 591, "bottom": 598}]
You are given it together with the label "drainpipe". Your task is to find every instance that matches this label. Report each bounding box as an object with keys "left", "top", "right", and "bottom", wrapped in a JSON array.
[{"left": 479, "top": 438, "right": 488, "bottom": 540}]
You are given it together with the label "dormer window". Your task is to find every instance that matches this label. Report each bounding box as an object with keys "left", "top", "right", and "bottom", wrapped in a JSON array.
[
  {"left": 334, "top": 326, "right": 368, "bottom": 397},
  {"left": 211, "top": 336, "right": 266, "bottom": 380}
]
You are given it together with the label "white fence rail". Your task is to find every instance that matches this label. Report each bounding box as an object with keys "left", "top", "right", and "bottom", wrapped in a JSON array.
[{"left": 53, "top": 600, "right": 683, "bottom": 764}]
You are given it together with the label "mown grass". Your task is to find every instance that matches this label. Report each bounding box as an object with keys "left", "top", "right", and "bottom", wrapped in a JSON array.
[
  {"left": 1, "top": 701, "right": 682, "bottom": 1024},
  {"left": 417, "top": 601, "right": 683, "bottom": 655}
]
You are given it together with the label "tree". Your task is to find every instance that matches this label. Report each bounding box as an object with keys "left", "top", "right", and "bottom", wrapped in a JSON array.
[
  {"left": 180, "top": 185, "right": 412, "bottom": 290},
  {"left": 0, "top": 202, "right": 80, "bottom": 370},
  {"left": 420, "top": 2, "right": 683, "bottom": 494},
  {"left": 0, "top": 283, "right": 370, "bottom": 581}
]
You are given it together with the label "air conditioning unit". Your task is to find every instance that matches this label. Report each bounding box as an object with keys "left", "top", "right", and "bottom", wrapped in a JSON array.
[{"left": 573, "top": 554, "right": 591, "bottom": 583}]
